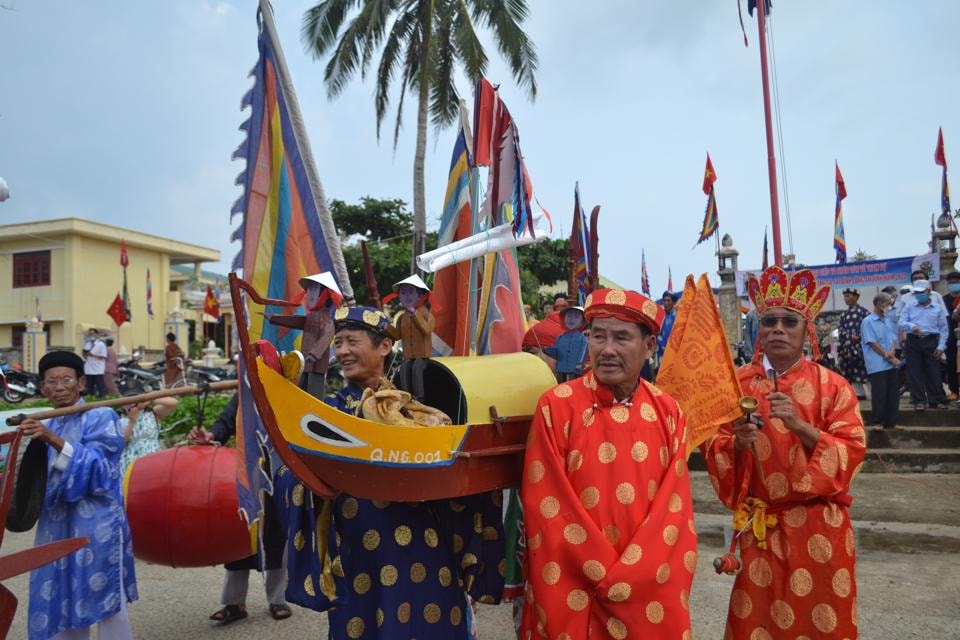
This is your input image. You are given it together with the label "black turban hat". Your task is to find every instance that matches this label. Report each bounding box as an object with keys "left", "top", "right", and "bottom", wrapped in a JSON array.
[{"left": 38, "top": 351, "right": 85, "bottom": 378}]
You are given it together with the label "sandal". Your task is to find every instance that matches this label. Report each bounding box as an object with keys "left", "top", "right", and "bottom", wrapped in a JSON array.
[
  {"left": 270, "top": 604, "right": 293, "bottom": 620},
  {"left": 209, "top": 605, "right": 248, "bottom": 625}
]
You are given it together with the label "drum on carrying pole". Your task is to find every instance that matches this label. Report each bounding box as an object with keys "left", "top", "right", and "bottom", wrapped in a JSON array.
[
  {"left": 124, "top": 445, "right": 253, "bottom": 568},
  {"left": 5, "top": 437, "right": 47, "bottom": 533}
]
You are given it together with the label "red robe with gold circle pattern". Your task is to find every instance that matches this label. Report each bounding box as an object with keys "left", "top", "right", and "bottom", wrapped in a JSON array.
[
  {"left": 521, "top": 372, "right": 697, "bottom": 639},
  {"left": 702, "top": 358, "right": 866, "bottom": 639}
]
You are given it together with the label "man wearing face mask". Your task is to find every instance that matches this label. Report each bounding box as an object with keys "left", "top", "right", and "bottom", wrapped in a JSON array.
[
  {"left": 899, "top": 279, "right": 949, "bottom": 410},
  {"left": 941, "top": 271, "right": 960, "bottom": 403},
  {"left": 861, "top": 292, "right": 901, "bottom": 430},
  {"left": 894, "top": 269, "right": 949, "bottom": 318}
]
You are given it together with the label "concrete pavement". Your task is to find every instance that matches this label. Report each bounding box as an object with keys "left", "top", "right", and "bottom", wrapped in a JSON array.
[{"left": 3, "top": 529, "right": 958, "bottom": 639}]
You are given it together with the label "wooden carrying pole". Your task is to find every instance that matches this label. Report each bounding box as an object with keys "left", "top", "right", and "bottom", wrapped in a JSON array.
[{"left": 5, "top": 380, "right": 239, "bottom": 426}]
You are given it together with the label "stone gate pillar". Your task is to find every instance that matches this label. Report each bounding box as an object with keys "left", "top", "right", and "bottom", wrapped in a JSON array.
[
  {"left": 932, "top": 212, "right": 957, "bottom": 294},
  {"left": 23, "top": 319, "right": 47, "bottom": 373},
  {"left": 717, "top": 234, "right": 742, "bottom": 359}
]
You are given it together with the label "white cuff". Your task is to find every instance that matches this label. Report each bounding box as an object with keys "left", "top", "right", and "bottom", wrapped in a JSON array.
[{"left": 52, "top": 441, "right": 74, "bottom": 471}]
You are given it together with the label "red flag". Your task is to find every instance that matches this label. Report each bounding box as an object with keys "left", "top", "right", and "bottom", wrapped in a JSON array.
[
  {"left": 360, "top": 241, "right": 381, "bottom": 308},
  {"left": 702, "top": 153, "right": 717, "bottom": 194},
  {"left": 835, "top": 162, "right": 847, "bottom": 200},
  {"left": 204, "top": 286, "right": 221, "bottom": 320},
  {"left": 935, "top": 127, "right": 948, "bottom": 168},
  {"left": 120, "top": 240, "right": 129, "bottom": 268},
  {"left": 107, "top": 293, "right": 127, "bottom": 326},
  {"left": 472, "top": 78, "right": 497, "bottom": 167}
]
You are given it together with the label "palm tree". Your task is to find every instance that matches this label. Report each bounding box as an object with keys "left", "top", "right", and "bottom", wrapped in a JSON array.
[{"left": 302, "top": 0, "right": 538, "bottom": 270}]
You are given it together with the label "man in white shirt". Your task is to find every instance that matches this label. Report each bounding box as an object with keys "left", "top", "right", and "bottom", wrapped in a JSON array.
[
  {"left": 894, "top": 270, "right": 948, "bottom": 318},
  {"left": 83, "top": 330, "right": 108, "bottom": 397}
]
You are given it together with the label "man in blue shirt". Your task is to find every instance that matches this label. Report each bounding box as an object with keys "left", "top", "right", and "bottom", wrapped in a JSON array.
[
  {"left": 898, "top": 279, "right": 949, "bottom": 410},
  {"left": 655, "top": 290, "right": 677, "bottom": 368},
  {"left": 20, "top": 351, "right": 138, "bottom": 640},
  {"left": 862, "top": 293, "right": 901, "bottom": 430}
]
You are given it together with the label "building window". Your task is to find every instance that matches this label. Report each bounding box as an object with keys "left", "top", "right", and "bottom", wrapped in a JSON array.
[{"left": 13, "top": 251, "right": 51, "bottom": 288}]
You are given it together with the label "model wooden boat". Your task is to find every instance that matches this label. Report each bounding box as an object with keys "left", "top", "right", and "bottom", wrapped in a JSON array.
[{"left": 230, "top": 273, "right": 557, "bottom": 501}]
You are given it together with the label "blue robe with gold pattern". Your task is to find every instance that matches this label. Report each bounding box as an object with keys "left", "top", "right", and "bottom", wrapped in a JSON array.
[{"left": 276, "top": 381, "right": 505, "bottom": 639}]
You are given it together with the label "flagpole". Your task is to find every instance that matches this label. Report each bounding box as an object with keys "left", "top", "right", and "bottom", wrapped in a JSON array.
[{"left": 755, "top": 3, "right": 783, "bottom": 266}]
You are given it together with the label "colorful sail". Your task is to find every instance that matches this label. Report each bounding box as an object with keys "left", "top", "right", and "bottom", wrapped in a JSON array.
[
  {"left": 834, "top": 161, "right": 847, "bottom": 264},
  {"left": 696, "top": 153, "right": 719, "bottom": 246},
  {"left": 432, "top": 110, "right": 478, "bottom": 356},
  {"left": 230, "top": 2, "right": 353, "bottom": 352},
  {"left": 230, "top": 1, "right": 353, "bottom": 526},
  {"left": 570, "top": 183, "right": 592, "bottom": 304},
  {"left": 472, "top": 79, "right": 536, "bottom": 354},
  {"left": 473, "top": 78, "right": 536, "bottom": 238}
]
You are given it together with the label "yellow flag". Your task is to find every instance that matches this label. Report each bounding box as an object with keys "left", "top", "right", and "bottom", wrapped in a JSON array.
[{"left": 657, "top": 274, "right": 743, "bottom": 457}]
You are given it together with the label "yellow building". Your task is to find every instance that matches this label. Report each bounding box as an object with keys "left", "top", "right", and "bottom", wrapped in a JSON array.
[{"left": 0, "top": 218, "right": 220, "bottom": 357}]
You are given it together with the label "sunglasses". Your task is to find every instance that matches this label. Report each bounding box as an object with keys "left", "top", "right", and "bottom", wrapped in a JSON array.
[{"left": 760, "top": 315, "right": 802, "bottom": 328}]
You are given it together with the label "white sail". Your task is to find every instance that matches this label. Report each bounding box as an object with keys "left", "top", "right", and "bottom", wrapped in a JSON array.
[{"left": 417, "top": 210, "right": 551, "bottom": 273}]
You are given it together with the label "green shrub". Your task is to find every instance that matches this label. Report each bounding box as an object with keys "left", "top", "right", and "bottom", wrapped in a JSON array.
[{"left": 159, "top": 393, "right": 233, "bottom": 444}]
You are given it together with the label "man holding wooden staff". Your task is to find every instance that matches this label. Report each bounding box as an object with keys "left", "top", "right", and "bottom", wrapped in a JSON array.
[
  {"left": 701, "top": 266, "right": 866, "bottom": 638},
  {"left": 19, "top": 351, "right": 138, "bottom": 640}
]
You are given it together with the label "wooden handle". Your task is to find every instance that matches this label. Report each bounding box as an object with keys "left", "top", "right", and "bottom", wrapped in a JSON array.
[{"left": 5, "top": 380, "right": 239, "bottom": 426}]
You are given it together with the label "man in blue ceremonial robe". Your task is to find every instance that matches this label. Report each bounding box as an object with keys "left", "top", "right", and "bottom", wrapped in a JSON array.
[
  {"left": 20, "top": 351, "right": 138, "bottom": 640},
  {"left": 275, "top": 306, "right": 505, "bottom": 639}
]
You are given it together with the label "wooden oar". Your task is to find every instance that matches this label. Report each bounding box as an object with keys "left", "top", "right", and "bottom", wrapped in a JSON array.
[{"left": 4, "top": 380, "right": 239, "bottom": 426}]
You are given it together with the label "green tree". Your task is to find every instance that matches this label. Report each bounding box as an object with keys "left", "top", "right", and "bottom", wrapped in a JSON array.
[
  {"left": 302, "top": 0, "right": 538, "bottom": 270},
  {"left": 516, "top": 237, "right": 569, "bottom": 312},
  {"left": 849, "top": 249, "right": 877, "bottom": 263},
  {"left": 329, "top": 196, "right": 412, "bottom": 241},
  {"left": 331, "top": 196, "right": 437, "bottom": 304}
]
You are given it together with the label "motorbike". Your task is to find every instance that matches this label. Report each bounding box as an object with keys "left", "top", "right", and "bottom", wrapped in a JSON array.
[
  {"left": 117, "top": 352, "right": 163, "bottom": 396},
  {"left": 0, "top": 361, "right": 42, "bottom": 403}
]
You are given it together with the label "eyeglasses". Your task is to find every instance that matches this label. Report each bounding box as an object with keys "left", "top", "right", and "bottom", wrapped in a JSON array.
[
  {"left": 42, "top": 376, "right": 78, "bottom": 387},
  {"left": 760, "top": 315, "right": 801, "bottom": 328}
]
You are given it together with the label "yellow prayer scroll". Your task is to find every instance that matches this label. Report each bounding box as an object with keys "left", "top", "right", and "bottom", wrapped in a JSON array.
[{"left": 657, "top": 274, "right": 744, "bottom": 457}]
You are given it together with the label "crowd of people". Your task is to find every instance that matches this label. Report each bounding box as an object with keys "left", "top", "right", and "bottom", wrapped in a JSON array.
[
  {"left": 831, "top": 270, "right": 960, "bottom": 431},
  {"left": 22, "top": 263, "right": 959, "bottom": 639}
]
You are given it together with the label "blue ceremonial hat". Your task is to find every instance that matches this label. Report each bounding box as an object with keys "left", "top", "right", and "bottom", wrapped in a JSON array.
[{"left": 333, "top": 306, "right": 399, "bottom": 340}]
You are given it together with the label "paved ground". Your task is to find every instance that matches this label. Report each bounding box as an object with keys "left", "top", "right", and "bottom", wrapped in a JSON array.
[{"left": 4, "top": 530, "right": 958, "bottom": 639}]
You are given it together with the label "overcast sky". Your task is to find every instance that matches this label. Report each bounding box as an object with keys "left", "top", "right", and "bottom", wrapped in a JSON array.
[{"left": 1, "top": 1, "right": 958, "bottom": 293}]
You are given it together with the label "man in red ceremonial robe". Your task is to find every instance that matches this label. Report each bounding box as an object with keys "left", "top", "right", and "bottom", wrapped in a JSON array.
[
  {"left": 702, "top": 266, "right": 866, "bottom": 638},
  {"left": 521, "top": 288, "right": 697, "bottom": 639}
]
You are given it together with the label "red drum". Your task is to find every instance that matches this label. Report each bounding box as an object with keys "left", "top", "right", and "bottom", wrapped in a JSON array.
[{"left": 124, "top": 445, "right": 253, "bottom": 568}]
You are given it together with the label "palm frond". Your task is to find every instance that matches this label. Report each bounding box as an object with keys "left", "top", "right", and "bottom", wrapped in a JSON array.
[
  {"left": 322, "top": 15, "right": 367, "bottom": 97},
  {"left": 375, "top": 8, "right": 417, "bottom": 139},
  {"left": 472, "top": 0, "right": 538, "bottom": 98},
  {"left": 451, "top": 0, "right": 487, "bottom": 80},
  {"left": 302, "top": 0, "right": 362, "bottom": 56},
  {"left": 392, "top": 22, "right": 423, "bottom": 150},
  {"left": 429, "top": 5, "right": 460, "bottom": 128},
  {"left": 357, "top": 0, "right": 397, "bottom": 81}
]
